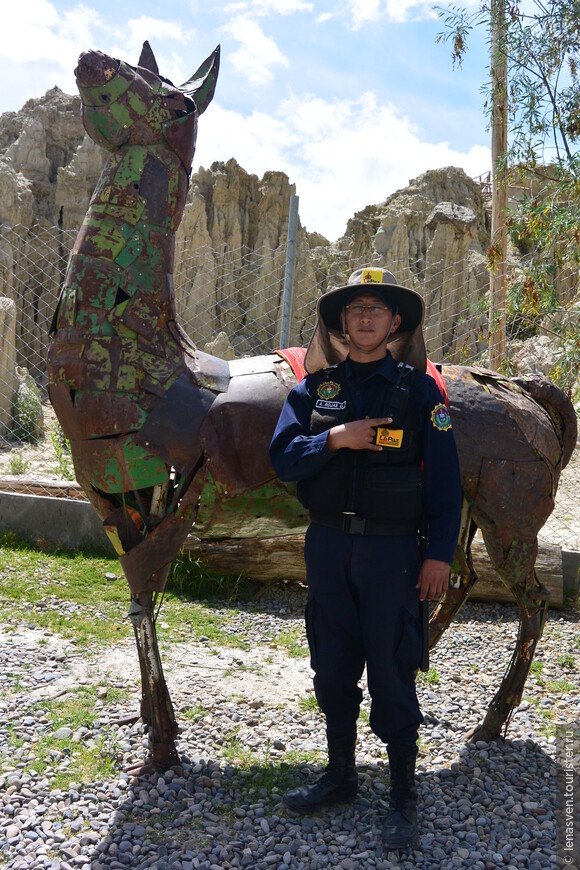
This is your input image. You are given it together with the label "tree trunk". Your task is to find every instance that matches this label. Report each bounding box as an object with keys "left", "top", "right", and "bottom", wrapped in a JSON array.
[
  {"left": 184, "top": 534, "right": 564, "bottom": 607},
  {"left": 489, "top": 0, "right": 508, "bottom": 370}
]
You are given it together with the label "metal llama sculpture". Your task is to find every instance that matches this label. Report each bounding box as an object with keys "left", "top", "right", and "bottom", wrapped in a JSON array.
[{"left": 48, "top": 43, "right": 577, "bottom": 772}]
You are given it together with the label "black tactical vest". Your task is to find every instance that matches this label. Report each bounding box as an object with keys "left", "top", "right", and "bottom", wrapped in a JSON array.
[{"left": 297, "top": 360, "right": 424, "bottom": 534}]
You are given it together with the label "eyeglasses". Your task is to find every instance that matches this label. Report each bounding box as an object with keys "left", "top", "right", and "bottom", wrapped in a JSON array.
[{"left": 345, "top": 303, "right": 391, "bottom": 317}]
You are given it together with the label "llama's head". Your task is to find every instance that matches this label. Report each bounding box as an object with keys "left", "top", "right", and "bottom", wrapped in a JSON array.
[{"left": 75, "top": 41, "right": 220, "bottom": 171}]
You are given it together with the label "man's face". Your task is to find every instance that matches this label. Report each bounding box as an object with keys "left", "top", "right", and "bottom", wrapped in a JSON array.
[{"left": 341, "top": 292, "right": 401, "bottom": 362}]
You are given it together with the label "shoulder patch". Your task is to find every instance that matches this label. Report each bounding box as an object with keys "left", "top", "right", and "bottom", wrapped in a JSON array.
[
  {"left": 317, "top": 380, "right": 340, "bottom": 400},
  {"left": 431, "top": 403, "right": 452, "bottom": 431}
]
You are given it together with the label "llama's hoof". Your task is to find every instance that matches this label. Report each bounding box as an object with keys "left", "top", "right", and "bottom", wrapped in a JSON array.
[
  {"left": 126, "top": 756, "right": 158, "bottom": 777},
  {"left": 465, "top": 723, "right": 499, "bottom": 743}
]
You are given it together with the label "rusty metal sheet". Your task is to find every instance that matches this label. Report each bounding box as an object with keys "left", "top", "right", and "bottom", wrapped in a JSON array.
[
  {"left": 71, "top": 390, "right": 149, "bottom": 438},
  {"left": 183, "top": 346, "right": 231, "bottom": 392},
  {"left": 193, "top": 473, "right": 309, "bottom": 539},
  {"left": 443, "top": 366, "right": 533, "bottom": 468},
  {"left": 71, "top": 435, "right": 168, "bottom": 493},
  {"left": 46, "top": 342, "right": 86, "bottom": 390},
  {"left": 47, "top": 382, "right": 85, "bottom": 441},
  {"left": 108, "top": 291, "right": 161, "bottom": 341},
  {"left": 200, "top": 371, "right": 288, "bottom": 493},
  {"left": 119, "top": 509, "right": 198, "bottom": 594},
  {"left": 228, "top": 354, "right": 278, "bottom": 377},
  {"left": 133, "top": 372, "right": 215, "bottom": 473}
]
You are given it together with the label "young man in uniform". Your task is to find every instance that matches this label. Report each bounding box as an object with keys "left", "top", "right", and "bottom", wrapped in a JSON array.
[{"left": 269, "top": 267, "right": 462, "bottom": 849}]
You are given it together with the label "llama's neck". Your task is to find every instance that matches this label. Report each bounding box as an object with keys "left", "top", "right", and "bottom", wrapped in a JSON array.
[{"left": 57, "top": 142, "right": 188, "bottom": 338}]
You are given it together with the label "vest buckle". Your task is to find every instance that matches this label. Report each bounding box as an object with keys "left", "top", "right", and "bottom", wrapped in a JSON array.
[{"left": 342, "top": 512, "right": 366, "bottom": 535}]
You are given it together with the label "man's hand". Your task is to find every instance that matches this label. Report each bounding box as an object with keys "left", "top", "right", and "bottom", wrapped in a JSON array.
[
  {"left": 416, "top": 558, "right": 450, "bottom": 601},
  {"left": 327, "top": 416, "right": 392, "bottom": 452}
]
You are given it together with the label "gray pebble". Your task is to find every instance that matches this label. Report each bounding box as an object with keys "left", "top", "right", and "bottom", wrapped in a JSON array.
[{"left": 1, "top": 592, "right": 576, "bottom": 869}]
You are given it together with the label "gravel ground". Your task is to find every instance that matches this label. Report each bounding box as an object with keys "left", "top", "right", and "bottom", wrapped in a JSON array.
[{"left": 1, "top": 580, "right": 579, "bottom": 870}]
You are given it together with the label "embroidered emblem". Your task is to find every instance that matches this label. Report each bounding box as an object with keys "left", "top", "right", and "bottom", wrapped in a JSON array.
[
  {"left": 317, "top": 381, "right": 340, "bottom": 400},
  {"left": 361, "top": 268, "right": 383, "bottom": 284},
  {"left": 431, "top": 403, "right": 452, "bottom": 431},
  {"left": 375, "top": 427, "right": 404, "bottom": 448}
]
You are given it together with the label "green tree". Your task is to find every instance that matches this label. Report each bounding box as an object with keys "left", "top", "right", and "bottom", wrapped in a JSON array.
[{"left": 437, "top": 0, "right": 580, "bottom": 401}]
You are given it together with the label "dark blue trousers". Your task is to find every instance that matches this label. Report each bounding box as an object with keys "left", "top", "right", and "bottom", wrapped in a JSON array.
[{"left": 304, "top": 523, "right": 424, "bottom": 747}]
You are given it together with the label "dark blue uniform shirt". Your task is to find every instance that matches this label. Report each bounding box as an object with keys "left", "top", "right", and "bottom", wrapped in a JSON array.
[{"left": 270, "top": 354, "right": 462, "bottom": 564}]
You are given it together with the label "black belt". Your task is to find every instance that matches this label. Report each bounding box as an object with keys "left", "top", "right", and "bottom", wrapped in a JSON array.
[{"left": 310, "top": 512, "right": 419, "bottom": 537}]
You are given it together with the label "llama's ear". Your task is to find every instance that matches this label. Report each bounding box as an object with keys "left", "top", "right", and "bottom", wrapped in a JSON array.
[
  {"left": 138, "top": 41, "right": 159, "bottom": 75},
  {"left": 179, "top": 45, "right": 220, "bottom": 115}
]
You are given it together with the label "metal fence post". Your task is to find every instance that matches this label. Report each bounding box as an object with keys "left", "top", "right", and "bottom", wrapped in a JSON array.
[{"left": 279, "top": 195, "right": 299, "bottom": 348}]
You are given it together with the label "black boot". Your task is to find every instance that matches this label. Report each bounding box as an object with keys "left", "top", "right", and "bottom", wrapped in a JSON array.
[
  {"left": 382, "top": 743, "right": 418, "bottom": 850},
  {"left": 283, "top": 734, "right": 358, "bottom": 813}
]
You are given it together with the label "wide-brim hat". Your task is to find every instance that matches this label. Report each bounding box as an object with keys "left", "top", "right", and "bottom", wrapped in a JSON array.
[{"left": 304, "top": 266, "right": 427, "bottom": 374}]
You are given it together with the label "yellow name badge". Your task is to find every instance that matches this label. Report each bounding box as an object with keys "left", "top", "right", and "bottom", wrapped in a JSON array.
[{"left": 375, "top": 428, "right": 404, "bottom": 448}]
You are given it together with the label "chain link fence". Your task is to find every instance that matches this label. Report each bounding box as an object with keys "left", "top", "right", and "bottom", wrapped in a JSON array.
[{"left": 0, "top": 222, "right": 578, "bottom": 550}]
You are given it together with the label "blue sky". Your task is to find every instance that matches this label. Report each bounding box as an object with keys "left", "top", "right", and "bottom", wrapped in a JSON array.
[{"left": 1, "top": 0, "right": 490, "bottom": 240}]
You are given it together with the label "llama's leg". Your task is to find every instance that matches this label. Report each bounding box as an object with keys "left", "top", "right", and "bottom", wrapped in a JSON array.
[
  {"left": 467, "top": 536, "right": 549, "bottom": 741},
  {"left": 128, "top": 590, "right": 180, "bottom": 772},
  {"left": 428, "top": 502, "right": 478, "bottom": 650},
  {"left": 124, "top": 482, "right": 181, "bottom": 772}
]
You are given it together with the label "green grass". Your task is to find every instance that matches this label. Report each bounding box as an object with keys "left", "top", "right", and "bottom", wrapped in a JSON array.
[
  {"left": 0, "top": 533, "right": 131, "bottom": 646},
  {"left": 557, "top": 653, "right": 576, "bottom": 670},
  {"left": 5, "top": 687, "right": 125, "bottom": 789},
  {"left": 545, "top": 679, "right": 575, "bottom": 693},
  {"left": 298, "top": 693, "right": 321, "bottom": 714},
  {"left": 276, "top": 625, "right": 309, "bottom": 658},
  {"left": 182, "top": 703, "right": 210, "bottom": 722},
  {"left": 9, "top": 454, "right": 31, "bottom": 475},
  {"left": 0, "top": 533, "right": 257, "bottom": 651},
  {"left": 229, "top": 747, "right": 327, "bottom": 801},
  {"left": 417, "top": 666, "right": 439, "bottom": 685},
  {"left": 168, "top": 551, "right": 258, "bottom": 602}
]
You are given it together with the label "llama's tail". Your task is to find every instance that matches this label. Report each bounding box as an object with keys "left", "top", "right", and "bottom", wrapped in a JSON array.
[{"left": 511, "top": 373, "right": 578, "bottom": 469}]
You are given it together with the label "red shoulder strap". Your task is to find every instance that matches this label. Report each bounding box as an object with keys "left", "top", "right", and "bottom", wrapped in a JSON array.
[{"left": 426, "top": 359, "right": 448, "bottom": 405}]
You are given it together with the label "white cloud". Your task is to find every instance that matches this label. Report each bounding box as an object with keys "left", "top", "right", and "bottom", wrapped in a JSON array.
[
  {"left": 385, "top": 0, "right": 438, "bottom": 23},
  {"left": 249, "top": 0, "right": 313, "bottom": 12},
  {"left": 195, "top": 90, "right": 491, "bottom": 240},
  {"left": 106, "top": 16, "right": 196, "bottom": 82},
  {"left": 224, "top": 0, "right": 312, "bottom": 13},
  {"left": 348, "top": 0, "right": 439, "bottom": 28},
  {"left": 0, "top": 3, "right": 203, "bottom": 112},
  {"left": 221, "top": 17, "right": 288, "bottom": 85},
  {"left": 349, "top": 0, "right": 381, "bottom": 29},
  {"left": 0, "top": 2, "right": 103, "bottom": 109}
]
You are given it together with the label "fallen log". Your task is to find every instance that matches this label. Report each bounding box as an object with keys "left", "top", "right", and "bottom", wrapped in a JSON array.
[{"left": 184, "top": 533, "right": 564, "bottom": 608}]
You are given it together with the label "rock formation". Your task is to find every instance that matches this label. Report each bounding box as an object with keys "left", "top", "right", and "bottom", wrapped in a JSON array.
[{"left": 2, "top": 84, "right": 566, "bottom": 414}]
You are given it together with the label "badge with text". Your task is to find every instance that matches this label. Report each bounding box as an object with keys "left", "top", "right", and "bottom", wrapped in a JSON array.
[
  {"left": 315, "top": 380, "right": 346, "bottom": 411},
  {"left": 430, "top": 403, "right": 452, "bottom": 431},
  {"left": 375, "top": 427, "right": 404, "bottom": 448},
  {"left": 361, "top": 268, "right": 383, "bottom": 284}
]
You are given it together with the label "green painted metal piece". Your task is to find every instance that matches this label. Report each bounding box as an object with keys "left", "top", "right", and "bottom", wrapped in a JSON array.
[{"left": 194, "top": 473, "right": 309, "bottom": 539}]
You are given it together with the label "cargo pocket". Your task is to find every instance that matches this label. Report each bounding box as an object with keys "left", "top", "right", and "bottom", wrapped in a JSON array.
[
  {"left": 305, "top": 599, "right": 318, "bottom": 672},
  {"left": 394, "top": 602, "right": 423, "bottom": 673}
]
